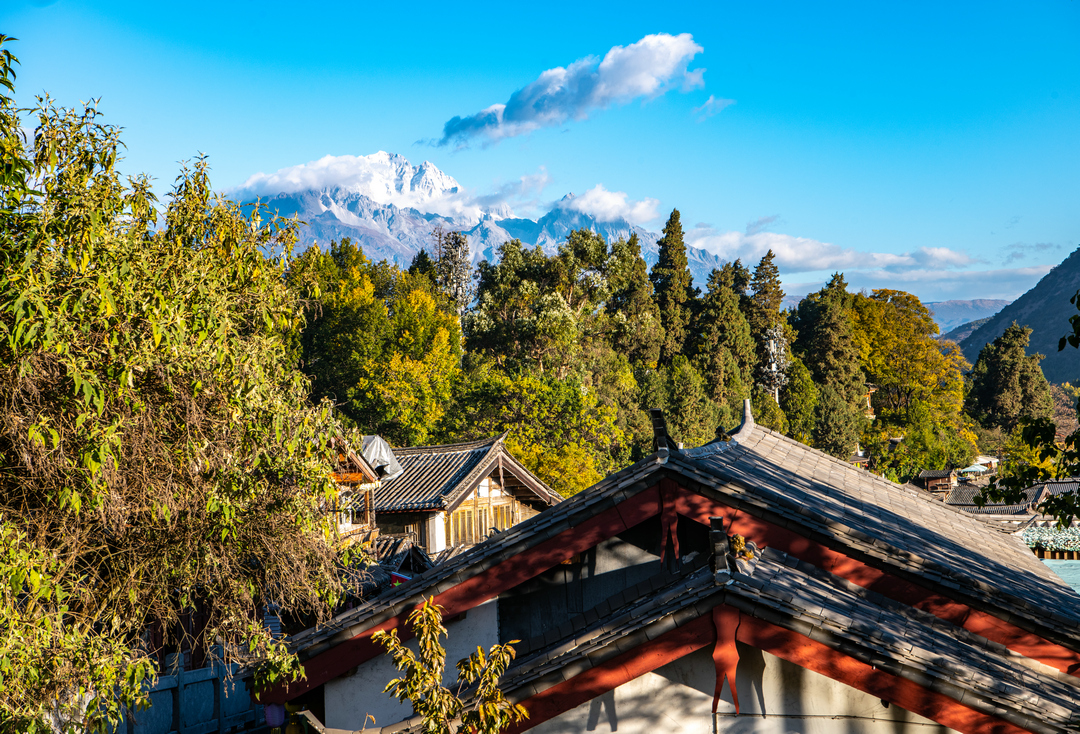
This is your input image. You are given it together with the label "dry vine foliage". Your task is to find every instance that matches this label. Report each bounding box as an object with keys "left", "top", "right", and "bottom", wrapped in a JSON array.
[{"left": 0, "top": 37, "right": 360, "bottom": 732}]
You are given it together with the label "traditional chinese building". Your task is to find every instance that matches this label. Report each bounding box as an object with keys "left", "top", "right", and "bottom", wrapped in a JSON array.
[
  {"left": 917, "top": 468, "right": 956, "bottom": 493},
  {"left": 264, "top": 403, "right": 1080, "bottom": 734},
  {"left": 366, "top": 435, "right": 560, "bottom": 555}
]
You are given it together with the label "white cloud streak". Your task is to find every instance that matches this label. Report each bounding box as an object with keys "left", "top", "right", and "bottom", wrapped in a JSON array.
[
  {"left": 686, "top": 226, "right": 981, "bottom": 275},
  {"left": 693, "top": 94, "right": 735, "bottom": 121},
  {"left": 438, "top": 33, "right": 705, "bottom": 148}
]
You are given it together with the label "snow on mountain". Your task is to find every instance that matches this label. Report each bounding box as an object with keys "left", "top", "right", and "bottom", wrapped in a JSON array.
[{"left": 236, "top": 153, "right": 724, "bottom": 287}]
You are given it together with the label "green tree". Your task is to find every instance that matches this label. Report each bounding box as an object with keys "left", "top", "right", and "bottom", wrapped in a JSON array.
[
  {"left": 745, "top": 251, "right": 787, "bottom": 394},
  {"left": 467, "top": 239, "right": 583, "bottom": 378},
  {"left": 981, "top": 292, "right": 1080, "bottom": 525},
  {"left": 0, "top": 42, "right": 353, "bottom": 731},
  {"left": 664, "top": 356, "right": 722, "bottom": 448},
  {"left": 812, "top": 385, "right": 862, "bottom": 459},
  {"left": 691, "top": 265, "right": 756, "bottom": 424},
  {"left": 849, "top": 288, "right": 976, "bottom": 471},
  {"left": 790, "top": 274, "right": 867, "bottom": 454},
  {"left": 607, "top": 233, "right": 664, "bottom": 370},
  {"left": 649, "top": 209, "right": 697, "bottom": 364},
  {"left": 752, "top": 386, "right": 790, "bottom": 434},
  {"left": 374, "top": 598, "right": 527, "bottom": 734},
  {"left": 794, "top": 274, "right": 864, "bottom": 404},
  {"left": 292, "top": 240, "right": 462, "bottom": 447},
  {"left": 438, "top": 368, "right": 624, "bottom": 497},
  {"left": 409, "top": 248, "right": 438, "bottom": 282},
  {"left": 780, "top": 356, "right": 818, "bottom": 444},
  {"left": 966, "top": 322, "right": 1054, "bottom": 433},
  {"left": 865, "top": 400, "right": 974, "bottom": 483}
]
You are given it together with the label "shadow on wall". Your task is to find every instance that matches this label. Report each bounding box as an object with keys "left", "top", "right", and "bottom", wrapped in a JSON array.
[{"left": 586, "top": 690, "right": 617, "bottom": 732}]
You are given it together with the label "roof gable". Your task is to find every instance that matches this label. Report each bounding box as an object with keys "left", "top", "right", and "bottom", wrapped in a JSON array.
[{"left": 373, "top": 435, "right": 557, "bottom": 512}]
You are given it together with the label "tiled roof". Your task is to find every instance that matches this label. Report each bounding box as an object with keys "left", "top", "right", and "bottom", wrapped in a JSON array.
[
  {"left": 945, "top": 484, "right": 1041, "bottom": 508},
  {"left": 1040, "top": 479, "right": 1080, "bottom": 498},
  {"left": 382, "top": 548, "right": 1080, "bottom": 734},
  {"left": 372, "top": 535, "right": 433, "bottom": 574},
  {"left": 372, "top": 436, "right": 558, "bottom": 512},
  {"left": 918, "top": 469, "right": 953, "bottom": 479},
  {"left": 683, "top": 421, "right": 1079, "bottom": 633},
  {"left": 290, "top": 406, "right": 1080, "bottom": 663}
]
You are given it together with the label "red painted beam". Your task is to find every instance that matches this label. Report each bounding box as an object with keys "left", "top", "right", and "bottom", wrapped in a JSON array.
[
  {"left": 506, "top": 607, "right": 1032, "bottom": 734},
  {"left": 675, "top": 486, "right": 1080, "bottom": 676},
  {"left": 737, "top": 614, "right": 1031, "bottom": 734},
  {"left": 259, "top": 486, "right": 662, "bottom": 703},
  {"left": 502, "top": 614, "right": 716, "bottom": 733}
]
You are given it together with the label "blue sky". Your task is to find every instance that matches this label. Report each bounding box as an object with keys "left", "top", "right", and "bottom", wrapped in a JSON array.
[{"left": 5, "top": 0, "right": 1079, "bottom": 302}]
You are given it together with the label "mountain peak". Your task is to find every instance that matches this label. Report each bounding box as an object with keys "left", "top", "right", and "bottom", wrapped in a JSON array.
[{"left": 232, "top": 152, "right": 462, "bottom": 209}]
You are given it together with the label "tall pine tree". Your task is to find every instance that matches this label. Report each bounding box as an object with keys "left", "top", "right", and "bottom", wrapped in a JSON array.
[
  {"left": 744, "top": 251, "right": 787, "bottom": 396},
  {"left": 608, "top": 233, "right": 664, "bottom": 369},
  {"left": 650, "top": 209, "right": 697, "bottom": 365},
  {"left": 794, "top": 274, "right": 864, "bottom": 404},
  {"left": 966, "top": 322, "right": 1054, "bottom": 432},
  {"left": 791, "top": 273, "right": 866, "bottom": 457},
  {"left": 691, "top": 265, "right": 756, "bottom": 424}
]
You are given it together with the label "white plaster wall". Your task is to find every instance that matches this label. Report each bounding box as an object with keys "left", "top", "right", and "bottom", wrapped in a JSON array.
[
  {"left": 531, "top": 645, "right": 959, "bottom": 734},
  {"left": 431, "top": 511, "right": 446, "bottom": 553},
  {"left": 324, "top": 598, "right": 499, "bottom": 731}
]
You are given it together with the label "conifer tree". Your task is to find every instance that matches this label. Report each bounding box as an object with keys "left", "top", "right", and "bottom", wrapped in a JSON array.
[
  {"left": 752, "top": 385, "right": 789, "bottom": 434},
  {"left": 745, "top": 251, "right": 787, "bottom": 395},
  {"left": 692, "top": 266, "right": 755, "bottom": 422},
  {"left": 666, "top": 356, "right": 722, "bottom": 448},
  {"left": 649, "top": 209, "right": 697, "bottom": 364},
  {"left": 781, "top": 356, "right": 819, "bottom": 444},
  {"left": 813, "top": 384, "right": 863, "bottom": 459},
  {"left": 966, "top": 322, "right": 1054, "bottom": 432},
  {"left": 798, "top": 275, "right": 865, "bottom": 405},
  {"left": 433, "top": 227, "right": 476, "bottom": 317},
  {"left": 791, "top": 274, "right": 866, "bottom": 452},
  {"left": 408, "top": 248, "right": 437, "bottom": 281},
  {"left": 608, "top": 233, "right": 664, "bottom": 369}
]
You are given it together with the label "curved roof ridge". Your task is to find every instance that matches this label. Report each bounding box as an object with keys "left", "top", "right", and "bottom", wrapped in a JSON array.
[
  {"left": 392, "top": 435, "right": 502, "bottom": 456},
  {"left": 729, "top": 397, "right": 756, "bottom": 443}
]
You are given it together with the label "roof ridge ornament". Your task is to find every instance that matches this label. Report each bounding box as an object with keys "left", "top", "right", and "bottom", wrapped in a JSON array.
[
  {"left": 730, "top": 398, "right": 755, "bottom": 443},
  {"left": 650, "top": 408, "right": 673, "bottom": 464}
]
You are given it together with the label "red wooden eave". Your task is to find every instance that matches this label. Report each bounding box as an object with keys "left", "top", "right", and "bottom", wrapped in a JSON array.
[
  {"left": 503, "top": 607, "right": 1031, "bottom": 734},
  {"left": 259, "top": 480, "right": 1080, "bottom": 703}
]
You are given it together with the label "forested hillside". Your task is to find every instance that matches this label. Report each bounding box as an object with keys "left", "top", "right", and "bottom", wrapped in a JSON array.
[
  {"left": 961, "top": 247, "right": 1080, "bottom": 384},
  {"left": 296, "top": 214, "right": 1058, "bottom": 491}
]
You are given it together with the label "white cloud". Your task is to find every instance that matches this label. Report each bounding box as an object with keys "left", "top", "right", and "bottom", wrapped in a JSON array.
[
  {"left": 230, "top": 152, "right": 552, "bottom": 223},
  {"left": 843, "top": 265, "right": 1052, "bottom": 302},
  {"left": 1003, "top": 241, "right": 1060, "bottom": 264},
  {"left": 686, "top": 225, "right": 980, "bottom": 275},
  {"left": 558, "top": 185, "right": 660, "bottom": 225},
  {"left": 438, "top": 33, "right": 705, "bottom": 148},
  {"left": 685, "top": 223, "right": 1053, "bottom": 302},
  {"left": 745, "top": 214, "right": 780, "bottom": 236},
  {"left": 472, "top": 168, "right": 553, "bottom": 216},
  {"left": 693, "top": 95, "right": 735, "bottom": 121}
]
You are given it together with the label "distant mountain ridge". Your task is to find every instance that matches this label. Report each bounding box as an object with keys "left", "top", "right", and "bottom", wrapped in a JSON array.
[
  {"left": 235, "top": 152, "right": 724, "bottom": 287},
  {"left": 938, "top": 316, "right": 992, "bottom": 345},
  {"left": 925, "top": 299, "right": 1010, "bottom": 332},
  {"left": 960, "top": 246, "right": 1080, "bottom": 384}
]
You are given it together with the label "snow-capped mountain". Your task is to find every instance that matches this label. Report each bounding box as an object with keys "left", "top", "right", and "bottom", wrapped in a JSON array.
[{"left": 233, "top": 152, "right": 724, "bottom": 286}]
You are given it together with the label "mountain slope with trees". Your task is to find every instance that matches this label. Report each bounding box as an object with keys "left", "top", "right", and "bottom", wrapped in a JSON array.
[{"left": 961, "top": 247, "right": 1080, "bottom": 384}]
